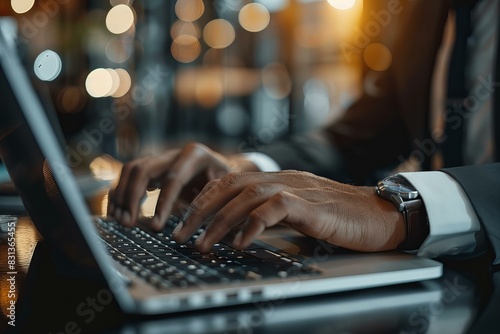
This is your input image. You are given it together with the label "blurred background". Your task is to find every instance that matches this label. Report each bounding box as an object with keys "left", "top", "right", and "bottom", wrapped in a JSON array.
[{"left": 1, "top": 0, "right": 372, "bottom": 172}]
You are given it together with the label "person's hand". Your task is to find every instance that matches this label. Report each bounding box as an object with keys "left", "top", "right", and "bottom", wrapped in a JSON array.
[
  {"left": 107, "top": 142, "right": 259, "bottom": 230},
  {"left": 172, "top": 170, "right": 406, "bottom": 253}
]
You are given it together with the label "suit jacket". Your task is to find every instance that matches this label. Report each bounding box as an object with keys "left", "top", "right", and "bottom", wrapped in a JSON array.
[
  {"left": 262, "top": 0, "right": 451, "bottom": 183},
  {"left": 444, "top": 164, "right": 500, "bottom": 267}
]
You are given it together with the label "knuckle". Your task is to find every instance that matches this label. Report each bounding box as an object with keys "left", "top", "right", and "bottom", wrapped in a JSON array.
[
  {"left": 219, "top": 172, "right": 243, "bottom": 188},
  {"left": 188, "top": 198, "right": 207, "bottom": 215},
  {"left": 205, "top": 179, "right": 219, "bottom": 190},
  {"left": 242, "top": 184, "right": 263, "bottom": 199},
  {"left": 272, "top": 191, "right": 289, "bottom": 207},
  {"left": 184, "top": 142, "right": 207, "bottom": 156},
  {"left": 248, "top": 210, "right": 267, "bottom": 228},
  {"left": 212, "top": 209, "right": 227, "bottom": 225}
]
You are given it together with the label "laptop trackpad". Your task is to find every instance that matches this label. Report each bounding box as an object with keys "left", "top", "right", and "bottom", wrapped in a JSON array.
[{"left": 257, "top": 226, "right": 356, "bottom": 261}]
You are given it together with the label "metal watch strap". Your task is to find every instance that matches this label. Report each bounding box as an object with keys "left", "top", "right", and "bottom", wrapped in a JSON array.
[{"left": 397, "top": 199, "right": 430, "bottom": 251}]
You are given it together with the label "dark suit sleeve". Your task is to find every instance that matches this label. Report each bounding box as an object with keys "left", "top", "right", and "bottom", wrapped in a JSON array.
[
  {"left": 257, "top": 0, "right": 450, "bottom": 184},
  {"left": 442, "top": 163, "right": 500, "bottom": 267}
]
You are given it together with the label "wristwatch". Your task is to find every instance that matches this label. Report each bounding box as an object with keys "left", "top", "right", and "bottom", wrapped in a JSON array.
[{"left": 376, "top": 175, "right": 429, "bottom": 250}]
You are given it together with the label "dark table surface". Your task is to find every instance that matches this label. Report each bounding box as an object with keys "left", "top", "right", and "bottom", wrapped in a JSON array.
[{"left": 0, "top": 211, "right": 498, "bottom": 333}]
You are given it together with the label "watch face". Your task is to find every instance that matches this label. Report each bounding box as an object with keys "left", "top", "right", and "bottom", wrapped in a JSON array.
[{"left": 378, "top": 176, "right": 419, "bottom": 199}]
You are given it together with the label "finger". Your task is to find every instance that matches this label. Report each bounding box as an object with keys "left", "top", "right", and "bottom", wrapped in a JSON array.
[
  {"left": 172, "top": 172, "right": 247, "bottom": 242},
  {"left": 117, "top": 164, "right": 153, "bottom": 227},
  {"left": 112, "top": 151, "right": 178, "bottom": 225},
  {"left": 193, "top": 183, "right": 287, "bottom": 253},
  {"left": 174, "top": 171, "right": 287, "bottom": 241},
  {"left": 233, "top": 191, "right": 311, "bottom": 249},
  {"left": 150, "top": 143, "right": 214, "bottom": 230},
  {"left": 110, "top": 157, "right": 148, "bottom": 219},
  {"left": 106, "top": 188, "right": 115, "bottom": 217}
]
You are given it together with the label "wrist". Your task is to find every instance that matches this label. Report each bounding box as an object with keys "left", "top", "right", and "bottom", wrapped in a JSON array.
[
  {"left": 372, "top": 190, "right": 406, "bottom": 250},
  {"left": 375, "top": 175, "right": 430, "bottom": 251}
]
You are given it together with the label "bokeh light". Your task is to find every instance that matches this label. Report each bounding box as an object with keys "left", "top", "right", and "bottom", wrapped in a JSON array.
[
  {"left": 216, "top": 102, "right": 248, "bottom": 136},
  {"left": 105, "top": 37, "right": 133, "bottom": 63},
  {"left": 112, "top": 68, "right": 132, "bottom": 98},
  {"left": 57, "top": 86, "right": 87, "bottom": 113},
  {"left": 86, "top": 68, "right": 113, "bottom": 98},
  {"left": 106, "top": 4, "right": 135, "bottom": 34},
  {"left": 203, "top": 19, "right": 235, "bottom": 49},
  {"left": 256, "top": 0, "right": 289, "bottom": 13},
  {"left": 364, "top": 43, "right": 393, "bottom": 71},
  {"left": 106, "top": 68, "right": 120, "bottom": 96},
  {"left": 171, "top": 34, "right": 201, "bottom": 63},
  {"left": 195, "top": 74, "right": 224, "bottom": 108},
  {"left": 10, "top": 0, "right": 35, "bottom": 14},
  {"left": 303, "top": 78, "right": 331, "bottom": 126},
  {"left": 261, "top": 62, "right": 292, "bottom": 99},
  {"left": 327, "top": 0, "right": 356, "bottom": 10},
  {"left": 175, "top": 0, "right": 205, "bottom": 22},
  {"left": 239, "top": 3, "right": 271, "bottom": 33},
  {"left": 170, "top": 20, "right": 201, "bottom": 39}
]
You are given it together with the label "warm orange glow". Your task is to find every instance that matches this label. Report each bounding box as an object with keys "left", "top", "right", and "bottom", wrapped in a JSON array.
[
  {"left": 58, "top": 86, "right": 87, "bottom": 113},
  {"left": 171, "top": 34, "right": 201, "bottom": 63},
  {"left": 90, "top": 155, "right": 121, "bottom": 181},
  {"left": 238, "top": 3, "right": 271, "bottom": 33},
  {"left": 175, "top": 0, "right": 205, "bottom": 22},
  {"left": 203, "top": 19, "right": 235, "bottom": 49},
  {"left": 364, "top": 43, "right": 392, "bottom": 71},
  {"left": 195, "top": 74, "right": 224, "bottom": 108},
  {"left": 175, "top": 67, "right": 260, "bottom": 106}
]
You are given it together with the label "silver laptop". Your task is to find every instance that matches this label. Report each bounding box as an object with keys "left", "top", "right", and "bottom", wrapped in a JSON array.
[{"left": 0, "top": 23, "right": 442, "bottom": 315}]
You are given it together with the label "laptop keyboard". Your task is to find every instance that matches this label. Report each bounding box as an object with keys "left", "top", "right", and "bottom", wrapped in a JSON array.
[{"left": 95, "top": 216, "right": 319, "bottom": 290}]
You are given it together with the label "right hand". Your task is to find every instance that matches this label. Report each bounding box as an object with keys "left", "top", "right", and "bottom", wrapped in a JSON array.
[{"left": 107, "top": 142, "right": 258, "bottom": 230}]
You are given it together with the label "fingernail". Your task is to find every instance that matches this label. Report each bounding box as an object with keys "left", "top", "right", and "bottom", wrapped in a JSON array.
[
  {"left": 195, "top": 231, "right": 206, "bottom": 245},
  {"left": 122, "top": 211, "right": 131, "bottom": 226},
  {"left": 172, "top": 221, "right": 184, "bottom": 236},
  {"left": 233, "top": 231, "right": 243, "bottom": 247},
  {"left": 115, "top": 208, "right": 122, "bottom": 221}
]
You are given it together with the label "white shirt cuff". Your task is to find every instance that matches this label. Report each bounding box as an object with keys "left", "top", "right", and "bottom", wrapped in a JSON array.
[
  {"left": 242, "top": 152, "right": 281, "bottom": 172},
  {"left": 398, "top": 171, "right": 481, "bottom": 258}
]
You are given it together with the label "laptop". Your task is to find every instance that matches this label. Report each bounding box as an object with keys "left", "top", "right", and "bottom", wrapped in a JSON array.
[
  {"left": 0, "top": 19, "right": 109, "bottom": 213},
  {"left": 0, "top": 23, "right": 442, "bottom": 315}
]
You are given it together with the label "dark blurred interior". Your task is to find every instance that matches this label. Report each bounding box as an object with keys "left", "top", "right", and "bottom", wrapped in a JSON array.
[{"left": 0, "top": 0, "right": 367, "bottom": 173}]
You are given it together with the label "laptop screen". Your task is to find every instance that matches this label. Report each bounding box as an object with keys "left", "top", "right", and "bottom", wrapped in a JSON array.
[{"left": 0, "top": 24, "right": 106, "bottom": 279}]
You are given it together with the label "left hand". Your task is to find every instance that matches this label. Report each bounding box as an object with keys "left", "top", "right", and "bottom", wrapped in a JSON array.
[{"left": 172, "top": 170, "right": 405, "bottom": 253}]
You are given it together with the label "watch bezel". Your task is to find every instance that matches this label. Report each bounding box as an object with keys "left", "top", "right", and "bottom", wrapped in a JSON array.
[{"left": 376, "top": 175, "right": 419, "bottom": 200}]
